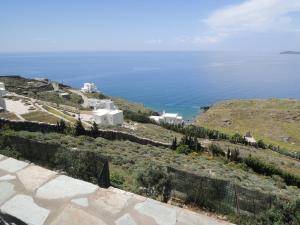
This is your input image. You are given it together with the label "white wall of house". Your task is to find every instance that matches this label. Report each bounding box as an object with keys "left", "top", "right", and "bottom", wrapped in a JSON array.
[
  {"left": 93, "top": 109, "right": 123, "bottom": 126},
  {"left": 88, "top": 99, "right": 118, "bottom": 110},
  {"left": 108, "top": 110, "right": 124, "bottom": 125},
  {"left": 150, "top": 112, "right": 183, "bottom": 125},
  {"left": 0, "top": 82, "right": 7, "bottom": 97},
  {"left": 81, "top": 83, "right": 98, "bottom": 93},
  {"left": 0, "top": 96, "right": 6, "bottom": 111}
]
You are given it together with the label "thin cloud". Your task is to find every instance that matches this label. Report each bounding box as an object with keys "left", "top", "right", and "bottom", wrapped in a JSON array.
[{"left": 199, "top": 0, "right": 300, "bottom": 43}]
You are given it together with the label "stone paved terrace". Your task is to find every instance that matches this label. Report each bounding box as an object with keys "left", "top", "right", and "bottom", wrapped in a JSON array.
[{"left": 0, "top": 154, "right": 234, "bottom": 225}]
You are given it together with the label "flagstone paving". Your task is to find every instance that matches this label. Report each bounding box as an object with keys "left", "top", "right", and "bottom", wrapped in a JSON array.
[{"left": 0, "top": 154, "right": 234, "bottom": 225}]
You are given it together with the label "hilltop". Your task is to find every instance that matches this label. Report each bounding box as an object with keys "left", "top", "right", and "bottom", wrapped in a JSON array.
[{"left": 197, "top": 99, "right": 300, "bottom": 152}]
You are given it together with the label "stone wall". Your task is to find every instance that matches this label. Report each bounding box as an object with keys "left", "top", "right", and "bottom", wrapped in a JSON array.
[
  {"left": 0, "top": 119, "right": 58, "bottom": 132},
  {"left": 97, "top": 129, "right": 170, "bottom": 148},
  {"left": 0, "top": 118, "right": 170, "bottom": 148}
]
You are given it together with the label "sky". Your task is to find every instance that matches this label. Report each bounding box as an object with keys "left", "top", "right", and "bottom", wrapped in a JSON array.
[{"left": 1, "top": 0, "right": 300, "bottom": 52}]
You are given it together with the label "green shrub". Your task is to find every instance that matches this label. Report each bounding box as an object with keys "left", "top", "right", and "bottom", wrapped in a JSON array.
[
  {"left": 209, "top": 143, "right": 225, "bottom": 157},
  {"left": 110, "top": 172, "right": 125, "bottom": 186},
  {"left": 176, "top": 144, "right": 192, "bottom": 155},
  {"left": 235, "top": 199, "right": 300, "bottom": 225},
  {"left": 179, "top": 135, "right": 202, "bottom": 152},
  {"left": 244, "top": 156, "right": 300, "bottom": 187},
  {"left": 136, "top": 165, "right": 171, "bottom": 201},
  {"left": 257, "top": 139, "right": 267, "bottom": 149},
  {"left": 74, "top": 119, "right": 85, "bottom": 136},
  {"left": 230, "top": 133, "right": 246, "bottom": 144},
  {"left": 123, "top": 110, "right": 153, "bottom": 123}
]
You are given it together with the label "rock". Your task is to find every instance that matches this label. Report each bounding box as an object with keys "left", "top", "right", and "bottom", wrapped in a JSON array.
[
  {"left": 0, "top": 194, "right": 49, "bottom": 225},
  {"left": 0, "top": 182, "right": 15, "bottom": 205},
  {"left": 134, "top": 199, "right": 177, "bottom": 225},
  {"left": 17, "top": 165, "right": 56, "bottom": 192},
  {"left": 116, "top": 214, "right": 138, "bottom": 225},
  {"left": 91, "top": 189, "right": 131, "bottom": 214},
  {"left": 0, "top": 174, "right": 16, "bottom": 181},
  {"left": 71, "top": 198, "right": 89, "bottom": 207},
  {"left": 36, "top": 175, "right": 98, "bottom": 199},
  {"left": 0, "top": 158, "right": 28, "bottom": 173},
  {"left": 50, "top": 205, "right": 107, "bottom": 225}
]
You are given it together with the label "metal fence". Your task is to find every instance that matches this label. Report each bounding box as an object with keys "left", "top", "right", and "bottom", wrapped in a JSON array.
[{"left": 168, "top": 167, "right": 275, "bottom": 215}]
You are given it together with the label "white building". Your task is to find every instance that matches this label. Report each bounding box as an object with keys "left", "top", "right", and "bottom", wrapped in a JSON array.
[
  {"left": 150, "top": 111, "right": 183, "bottom": 125},
  {"left": 91, "top": 99, "right": 123, "bottom": 126},
  {"left": 93, "top": 109, "right": 123, "bottom": 126},
  {"left": 59, "top": 92, "right": 70, "bottom": 99},
  {"left": 0, "top": 82, "right": 7, "bottom": 111},
  {"left": 81, "top": 83, "right": 98, "bottom": 93},
  {"left": 244, "top": 132, "right": 257, "bottom": 144},
  {"left": 88, "top": 99, "right": 116, "bottom": 110},
  {"left": 0, "top": 82, "right": 7, "bottom": 97}
]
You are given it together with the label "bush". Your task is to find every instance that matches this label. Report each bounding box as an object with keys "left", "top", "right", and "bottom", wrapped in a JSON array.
[
  {"left": 227, "top": 148, "right": 241, "bottom": 162},
  {"left": 89, "top": 122, "right": 99, "bottom": 138},
  {"left": 244, "top": 156, "right": 300, "bottom": 187},
  {"left": 123, "top": 110, "right": 153, "bottom": 123},
  {"left": 136, "top": 165, "right": 171, "bottom": 201},
  {"left": 179, "top": 135, "right": 202, "bottom": 152},
  {"left": 257, "top": 139, "right": 267, "bottom": 149},
  {"left": 235, "top": 198, "right": 300, "bottom": 225},
  {"left": 176, "top": 144, "right": 192, "bottom": 155},
  {"left": 56, "top": 119, "right": 66, "bottom": 133},
  {"left": 209, "top": 144, "right": 225, "bottom": 157},
  {"left": 110, "top": 172, "right": 125, "bottom": 186},
  {"left": 74, "top": 119, "right": 85, "bottom": 136},
  {"left": 230, "top": 133, "right": 246, "bottom": 144}
]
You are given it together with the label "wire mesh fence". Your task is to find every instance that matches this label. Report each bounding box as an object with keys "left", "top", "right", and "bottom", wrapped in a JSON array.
[{"left": 167, "top": 167, "right": 275, "bottom": 215}]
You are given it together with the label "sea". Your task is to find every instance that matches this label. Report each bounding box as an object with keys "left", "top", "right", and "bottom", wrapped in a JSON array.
[{"left": 0, "top": 51, "right": 299, "bottom": 120}]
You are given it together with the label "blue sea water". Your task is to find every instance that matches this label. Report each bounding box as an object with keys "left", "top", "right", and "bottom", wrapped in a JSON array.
[{"left": 0, "top": 51, "right": 299, "bottom": 119}]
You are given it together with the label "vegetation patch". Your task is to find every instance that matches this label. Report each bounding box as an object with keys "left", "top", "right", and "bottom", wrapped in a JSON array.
[
  {"left": 21, "top": 111, "right": 61, "bottom": 124},
  {"left": 197, "top": 99, "right": 300, "bottom": 152},
  {"left": 0, "top": 112, "right": 20, "bottom": 120}
]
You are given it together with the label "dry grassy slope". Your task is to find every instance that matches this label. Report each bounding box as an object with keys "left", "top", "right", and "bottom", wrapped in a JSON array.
[
  {"left": 197, "top": 99, "right": 300, "bottom": 152},
  {"left": 214, "top": 140, "right": 300, "bottom": 177}
]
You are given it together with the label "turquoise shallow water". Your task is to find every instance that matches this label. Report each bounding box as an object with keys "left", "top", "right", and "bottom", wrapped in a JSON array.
[{"left": 0, "top": 51, "right": 299, "bottom": 119}]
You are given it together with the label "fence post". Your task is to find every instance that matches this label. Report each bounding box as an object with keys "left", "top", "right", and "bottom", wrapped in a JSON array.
[{"left": 234, "top": 185, "right": 240, "bottom": 225}]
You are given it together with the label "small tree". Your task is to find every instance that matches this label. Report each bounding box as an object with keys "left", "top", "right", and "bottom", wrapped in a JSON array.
[
  {"left": 90, "top": 122, "right": 99, "bottom": 138},
  {"left": 257, "top": 140, "right": 266, "bottom": 149},
  {"left": 176, "top": 144, "right": 192, "bottom": 155},
  {"left": 171, "top": 137, "right": 177, "bottom": 150},
  {"left": 74, "top": 118, "right": 85, "bottom": 136},
  {"left": 230, "top": 148, "right": 241, "bottom": 162},
  {"left": 56, "top": 119, "right": 66, "bottom": 133},
  {"left": 209, "top": 143, "right": 225, "bottom": 157}
]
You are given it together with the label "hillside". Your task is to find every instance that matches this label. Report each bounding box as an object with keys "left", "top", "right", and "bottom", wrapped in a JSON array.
[
  {"left": 0, "top": 76, "right": 300, "bottom": 224},
  {"left": 197, "top": 99, "right": 300, "bottom": 152}
]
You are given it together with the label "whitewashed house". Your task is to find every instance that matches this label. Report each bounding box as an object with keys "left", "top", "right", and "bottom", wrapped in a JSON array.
[
  {"left": 59, "top": 92, "right": 70, "bottom": 99},
  {"left": 93, "top": 109, "right": 123, "bottom": 126},
  {"left": 150, "top": 111, "right": 183, "bottom": 125},
  {"left": 81, "top": 83, "right": 98, "bottom": 93},
  {"left": 0, "top": 82, "right": 7, "bottom": 97},
  {"left": 88, "top": 99, "right": 116, "bottom": 110},
  {"left": 0, "top": 82, "right": 6, "bottom": 111},
  {"left": 92, "top": 99, "right": 123, "bottom": 126},
  {"left": 244, "top": 132, "right": 257, "bottom": 144}
]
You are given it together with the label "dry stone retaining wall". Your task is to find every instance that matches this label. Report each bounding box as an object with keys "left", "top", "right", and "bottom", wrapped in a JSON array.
[{"left": 0, "top": 118, "right": 170, "bottom": 148}]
